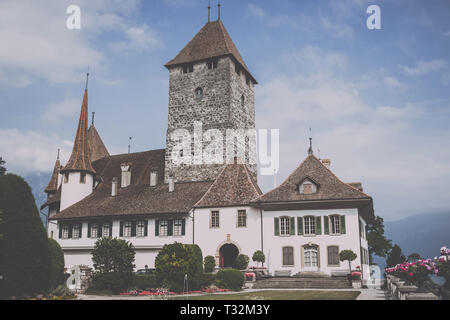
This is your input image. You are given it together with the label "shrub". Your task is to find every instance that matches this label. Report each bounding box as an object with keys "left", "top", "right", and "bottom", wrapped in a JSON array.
[
  {"left": 0, "top": 174, "right": 52, "bottom": 298},
  {"left": 252, "top": 250, "right": 266, "bottom": 267},
  {"left": 235, "top": 254, "right": 250, "bottom": 270},
  {"left": 339, "top": 249, "right": 357, "bottom": 274},
  {"left": 216, "top": 269, "right": 245, "bottom": 291},
  {"left": 204, "top": 255, "right": 216, "bottom": 273},
  {"left": 91, "top": 237, "right": 135, "bottom": 294},
  {"left": 133, "top": 274, "right": 158, "bottom": 290},
  {"left": 48, "top": 238, "right": 65, "bottom": 289},
  {"left": 155, "top": 242, "right": 203, "bottom": 292}
]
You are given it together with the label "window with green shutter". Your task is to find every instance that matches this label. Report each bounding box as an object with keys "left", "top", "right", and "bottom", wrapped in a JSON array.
[
  {"left": 315, "top": 216, "right": 322, "bottom": 235},
  {"left": 274, "top": 217, "right": 280, "bottom": 236},
  {"left": 340, "top": 215, "right": 346, "bottom": 234},
  {"left": 155, "top": 220, "right": 160, "bottom": 236},
  {"left": 290, "top": 217, "right": 295, "bottom": 235},
  {"left": 168, "top": 219, "right": 174, "bottom": 236},
  {"left": 324, "top": 216, "right": 329, "bottom": 235},
  {"left": 297, "top": 217, "right": 303, "bottom": 235}
]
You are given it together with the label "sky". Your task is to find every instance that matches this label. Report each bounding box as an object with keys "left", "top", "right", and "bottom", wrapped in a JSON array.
[{"left": 0, "top": 0, "right": 450, "bottom": 222}]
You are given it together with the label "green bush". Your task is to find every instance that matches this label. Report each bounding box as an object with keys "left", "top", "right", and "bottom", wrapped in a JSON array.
[
  {"left": 48, "top": 238, "right": 65, "bottom": 289},
  {"left": 0, "top": 174, "right": 52, "bottom": 298},
  {"left": 133, "top": 274, "right": 158, "bottom": 290},
  {"left": 189, "top": 273, "right": 216, "bottom": 290},
  {"left": 235, "top": 254, "right": 250, "bottom": 270},
  {"left": 216, "top": 269, "right": 245, "bottom": 291},
  {"left": 91, "top": 237, "right": 136, "bottom": 294},
  {"left": 155, "top": 242, "right": 203, "bottom": 292},
  {"left": 204, "top": 255, "right": 216, "bottom": 273}
]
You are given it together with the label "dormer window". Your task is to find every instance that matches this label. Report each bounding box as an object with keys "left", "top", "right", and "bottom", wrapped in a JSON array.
[
  {"left": 299, "top": 178, "right": 318, "bottom": 195},
  {"left": 121, "top": 163, "right": 131, "bottom": 188},
  {"left": 80, "top": 172, "right": 86, "bottom": 184},
  {"left": 183, "top": 64, "right": 194, "bottom": 74}
]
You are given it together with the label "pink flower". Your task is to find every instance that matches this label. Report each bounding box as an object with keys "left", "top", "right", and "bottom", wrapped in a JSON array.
[{"left": 409, "top": 272, "right": 413, "bottom": 276}]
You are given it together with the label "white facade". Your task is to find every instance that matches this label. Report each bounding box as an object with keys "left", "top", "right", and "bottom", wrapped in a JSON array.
[{"left": 59, "top": 172, "right": 94, "bottom": 211}]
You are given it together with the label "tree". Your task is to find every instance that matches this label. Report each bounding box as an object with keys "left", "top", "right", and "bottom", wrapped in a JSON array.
[
  {"left": 407, "top": 253, "right": 421, "bottom": 262},
  {"left": 155, "top": 242, "right": 203, "bottom": 292},
  {"left": 386, "top": 244, "right": 406, "bottom": 267},
  {"left": 91, "top": 237, "right": 136, "bottom": 294},
  {"left": 204, "top": 255, "right": 216, "bottom": 273},
  {"left": 0, "top": 157, "right": 6, "bottom": 176},
  {"left": 48, "top": 238, "right": 65, "bottom": 289},
  {"left": 252, "top": 250, "right": 266, "bottom": 267},
  {"left": 235, "top": 254, "right": 250, "bottom": 270},
  {"left": 366, "top": 215, "right": 392, "bottom": 264},
  {"left": 0, "top": 174, "right": 52, "bottom": 298},
  {"left": 339, "top": 250, "right": 357, "bottom": 274}
]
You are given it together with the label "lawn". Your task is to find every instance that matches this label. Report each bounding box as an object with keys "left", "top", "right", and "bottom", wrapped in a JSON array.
[{"left": 172, "top": 290, "right": 361, "bottom": 300}]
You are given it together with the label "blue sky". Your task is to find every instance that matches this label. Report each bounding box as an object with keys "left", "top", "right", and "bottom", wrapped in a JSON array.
[{"left": 1, "top": 0, "right": 450, "bottom": 221}]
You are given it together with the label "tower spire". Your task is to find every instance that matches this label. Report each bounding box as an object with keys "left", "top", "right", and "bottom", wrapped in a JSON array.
[
  {"left": 208, "top": 0, "right": 211, "bottom": 22},
  {"left": 85, "top": 67, "right": 89, "bottom": 91},
  {"left": 218, "top": 0, "right": 221, "bottom": 21},
  {"left": 57, "top": 148, "right": 60, "bottom": 160},
  {"left": 91, "top": 111, "right": 95, "bottom": 126},
  {"left": 308, "top": 127, "right": 313, "bottom": 156}
]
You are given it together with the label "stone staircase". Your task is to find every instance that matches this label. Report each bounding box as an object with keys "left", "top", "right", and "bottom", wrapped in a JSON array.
[{"left": 253, "top": 272, "right": 352, "bottom": 289}]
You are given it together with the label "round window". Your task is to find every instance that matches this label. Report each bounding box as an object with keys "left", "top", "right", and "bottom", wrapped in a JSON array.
[{"left": 195, "top": 87, "right": 203, "bottom": 99}]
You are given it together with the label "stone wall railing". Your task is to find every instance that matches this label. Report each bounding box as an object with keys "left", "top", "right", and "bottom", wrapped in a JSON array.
[{"left": 386, "top": 274, "right": 438, "bottom": 300}]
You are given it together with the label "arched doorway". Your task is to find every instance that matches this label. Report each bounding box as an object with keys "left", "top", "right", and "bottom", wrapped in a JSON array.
[
  {"left": 302, "top": 244, "right": 320, "bottom": 272},
  {"left": 219, "top": 243, "right": 239, "bottom": 268}
]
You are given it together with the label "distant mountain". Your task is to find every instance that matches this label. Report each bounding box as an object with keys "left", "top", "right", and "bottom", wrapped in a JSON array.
[
  {"left": 373, "top": 211, "right": 450, "bottom": 270},
  {"left": 23, "top": 172, "right": 51, "bottom": 226}
]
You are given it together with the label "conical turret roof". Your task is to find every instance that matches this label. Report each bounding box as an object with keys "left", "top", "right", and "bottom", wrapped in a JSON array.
[
  {"left": 44, "top": 157, "right": 60, "bottom": 194},
  {"left": 88, "top": 125, "right": 110, "bottom": 162}
]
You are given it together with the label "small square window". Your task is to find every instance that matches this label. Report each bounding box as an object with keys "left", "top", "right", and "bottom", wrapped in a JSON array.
[{"left": 80, "top": 172, "right": 86, "bottom": 184}]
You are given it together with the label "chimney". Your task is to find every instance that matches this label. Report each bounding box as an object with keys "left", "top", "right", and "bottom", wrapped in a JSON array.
[
  {"left": 120, "top": 163, "right": 131, "bottom": 188},
  {"left": 168, "top": 175, "right": 175, "bottom": 193},
  {"left": 234, "top": 156, "right": 238, "bottom": 164},
  {"left": 150, "top": 170, "right": 158, "bottom": 187},
  {"left": 112, "top": 177, "right": 118, "bottom": 196},
  {"left": 321, "top": 159, "right": 331, "bottom": 169}
]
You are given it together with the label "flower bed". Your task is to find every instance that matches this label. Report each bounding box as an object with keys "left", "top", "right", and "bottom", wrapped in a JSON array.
[{"left": 119, "top": 288, "right": 231, "bottom": 296}]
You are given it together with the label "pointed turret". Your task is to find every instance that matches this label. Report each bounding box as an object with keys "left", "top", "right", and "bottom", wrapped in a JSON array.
[
  {"left": 88, "top": 125, "right": 110, "bottom": 162},
  {"left": 44, "top": 150, "right": 61, "bottom": 196},
  {"left": 61, "top": 75, "right": 96, "bottom": 175}
]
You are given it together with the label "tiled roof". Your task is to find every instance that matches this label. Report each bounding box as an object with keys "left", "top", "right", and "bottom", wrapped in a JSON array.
[
  {"left": 255, "top": 155, "right": 372, "bottom": 203},
  {"left": 195, "top": 162, "right": 262, "bottom": 208},
  {"left": 41, "top": 187, "right": 61, "bottom": 210},
  {"left": 49, "top": 149, "right": 213, "bottom": 220},
  {"left": 44, "top": 158, "right": 60, "bottom": 193},
  {"left": 88, "top": 125, "right": 110, "bottom": 162},
  {"left": 165, "top": 20, "right": 256, "bottom": 83},
  {"left": 61, "top": 89, "right": 96, "bottom": 174}
]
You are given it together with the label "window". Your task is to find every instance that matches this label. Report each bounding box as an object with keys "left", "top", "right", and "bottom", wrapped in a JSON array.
[
  {"left": 183, "top": 64, "right": 193, "bottom": 74},
  {"left": 241, "top": 95, "right": 245, "bottom": 107},
  {"left": 304, "top": 216, "right": 316, "bottom": 235},
  {"left": 328, "top": 246, "right": 339, "bottom": 266},
  {"left": 64, "top": 173, "right": 69, "bottom": 183},
  {"left": 207, "top": 59, "right": 218, "bottom": 70},
  {"left": 246, "top": 77, "right": 250, "bottom": 86},
  {"left": 195, "top": 87, "right": 203, "bottom": 100},
  {"left": 137, "top": 221, "right": 146, "bottom": 237},
  {"left": 62, "top": 225, "right": 69, "bottom": 239},
  {"left": 299, "top": 179, "right": 317, "bottom": 194},
  {"left": 330, "top": 215, "right": 340, "bottom": 235},
  {"left": 237, "top": 210, "right": 247, "bottom": 228},
  {"left": 124, "top": 221, "right": 132, "bottom": 237},
  {"left": 235, "top": 63, "right": 240, "bottom": 75},
  {"left": 159, "top": 220, "right": 168, "bottom": 236},
  {"left": 80, "top": 172, "right": 86, "bottom": 184},
  {"left": 282, "top": 247, "right": 294, "bottom": 266},
  {"left": 102, "top": 223, "right": 111, "bottom": 237},
  {"left": 304, "top": 246, "right": 319, "bottom": 267},
  {"left": 72, "top": 224, "right": 81, "bottom": 239},
  {"left": 91, "top": 223, "right": 98, "bottom": 238},
  {"left": 173, "top": 219, "right": 183, "bottom": 236},
  {"left": 280, "top": 217, "right": 290, "bottom": 236},
  {"left": 303, "top": 184, "right": 312, "bottom": 194},
  {"left": 211, "top": 211, "right": 220, "bottom": 228}
]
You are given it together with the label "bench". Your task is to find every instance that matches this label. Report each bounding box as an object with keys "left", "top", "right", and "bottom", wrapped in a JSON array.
[{"left": 274, "top": 270, "right": 291, "bottom": 277}]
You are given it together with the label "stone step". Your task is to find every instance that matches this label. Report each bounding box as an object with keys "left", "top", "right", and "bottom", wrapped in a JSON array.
[{"left": 253, "top": 278, "right": 352, "bottom": 289}]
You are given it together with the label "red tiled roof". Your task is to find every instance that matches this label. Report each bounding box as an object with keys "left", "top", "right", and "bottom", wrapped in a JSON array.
[
  {"left": 88, "top": 125, "right": 110, "bottom": 162},
  {"left": 44, "top": 158, "right": 60, "bottom": 193}
]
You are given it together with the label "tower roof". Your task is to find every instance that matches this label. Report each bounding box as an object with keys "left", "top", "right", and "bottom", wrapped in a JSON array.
[
  {"left": 165, "top": 20, "right": 256, "bottom": 83},
  {"left": 61, "top": 84, "right": 96, "bottom": 174},
  {"left": 88, "top": 125, "right": 110, "bottom": 162},
  {"left": 44, "top": 157, "right": 60, "bottom": 194}
]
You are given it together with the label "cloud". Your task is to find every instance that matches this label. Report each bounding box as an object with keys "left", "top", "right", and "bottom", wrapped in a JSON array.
[
  {"left": 41, "top": 98, "right": 81, "bottom": 123},
  {"left": 0, "top": 129, "right": 73, "bottom": 174},
  {"left": 442, "top": 30, "right": 450, "bottom": 37},
  {"left": 400, "top": 59, "right": 448, "bottom": 76},
  {"left": 110, "top": 24, "right": 162, "bottom": 54},
  {"left": 163, "top": 0, "right": 197, "bottom": 7},
  {"left": 282, "top": 45, "right": 348, "bottom": 73},
  {"left": 319, "top": 15, "right": 354, "bottom": 40},
  {"left": 384, "top": 76, "right": 405, "bottom": 90},
  {"left": 246, "top": 4, "right": 265, "bottom": 19}
]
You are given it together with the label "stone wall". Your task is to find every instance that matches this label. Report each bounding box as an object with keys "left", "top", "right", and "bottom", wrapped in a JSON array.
[{"left": 164, "top": 56, "right": 257, "bottom": 183}]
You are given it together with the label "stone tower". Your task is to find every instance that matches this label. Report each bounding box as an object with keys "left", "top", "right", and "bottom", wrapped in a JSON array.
[{"left": 164, "top": 19, "right": 257, "bottom": 183}]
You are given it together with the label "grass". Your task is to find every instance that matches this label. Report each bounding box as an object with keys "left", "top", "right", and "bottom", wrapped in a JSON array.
[{"left": 172, "top": 290, "right": 361, "bottom": 300}]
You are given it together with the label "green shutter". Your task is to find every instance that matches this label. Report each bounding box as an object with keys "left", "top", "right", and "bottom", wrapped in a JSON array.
[
  {"left": 120, "top": 221, "right": 123, "bottom": 237},
  {"left": 340, "top": 215, "right": 346, "bottom": 234},
  {"left": 274, "top": 218, "right": 280, "bottom": 236},
  {"left": 297, "top": 217, "right": 303, "bottom": 235},
  {"left": 168, "top": 220, "right": 173, "bottom": 236},
  {"left": 290, "top": 217, "right": 295, "bottom": 235},
  {"left": 181, "top": 219, "right": 186, "bottom": 236},
  {"left": 131, "top": 221, "right": 136, "bottom": 237},
  {"left": 109, "top": 222, "right": 113, "bottom": 236},
  {"left": 88, "top": 223, "right": 91, "bottom": 238},
  {"left": 155, "top": 220, "right": 160, "bottom": 236},
  {"left": 324, "top": 216, "right": 329, "bottom": 235},
  {"left": 144, "top": 220, "right": 148, "bottom": 237},
  {"left": 58, "top": 224, "right": 62, "bottom": 239},
  {"left": 79, "top": 223, "right": 82, "bottom": 238},
  {"left": 315, "top": 216, "right": 322, "bottom": 235}
]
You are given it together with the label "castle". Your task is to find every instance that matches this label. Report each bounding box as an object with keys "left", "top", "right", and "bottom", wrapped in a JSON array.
[{"left": 42, "top": 16, "right": 374, "bottom": 279}]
